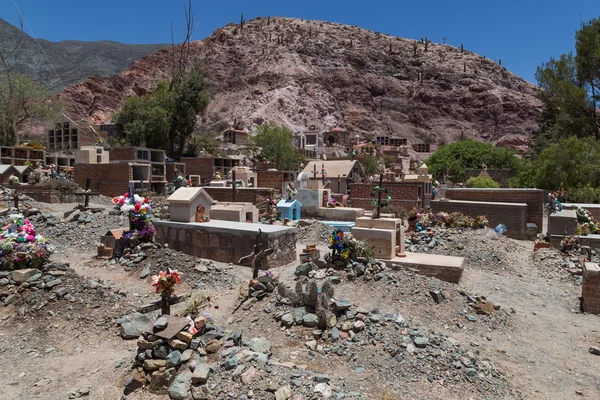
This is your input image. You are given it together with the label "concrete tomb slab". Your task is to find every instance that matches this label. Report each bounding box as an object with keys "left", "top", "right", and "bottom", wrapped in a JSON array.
[
  {"left": 168, "top": 188, "right": 214, "bottom": 223},
  {"left": 548, "top": 209, "right": 577, "bottom": 236},
  {"left": 351, "top": 217, "right": 404, "bottom": 259},
  {"left": 385, "top": 252, "right": 464, "bottom": 284},
  {"left": 210, "top": 202, "right": 258, "bottom": 223}
]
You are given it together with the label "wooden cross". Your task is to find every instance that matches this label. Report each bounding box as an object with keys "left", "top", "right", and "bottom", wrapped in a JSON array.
[
  {"left": 12, "top": 191, "right": 18, "bottom": 209},
  {"left": 321, "top": 163, "right": 326, "bottom": 184},
  {"left": 313, "top": 164, "right": 317, "bottom": 180},
  {"left": 372, "top": 173, "right": 387, "bottom": 219},
  {"left": 84, "top": 177, "right": 91, "bottom": 208},
  {"left": 238, "top": 229, "right": 274, "bottom": 279},
  {"left": 137, "top": 293, "right": 190, "bottom": 315}
]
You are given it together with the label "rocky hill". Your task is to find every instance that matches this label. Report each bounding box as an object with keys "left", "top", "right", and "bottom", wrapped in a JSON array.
[
  {"left": 61, "top": 17, "right": 543, "bottom": 152},
  {"left": 0, "top": 18, "right": 169, "bottom": 92}
]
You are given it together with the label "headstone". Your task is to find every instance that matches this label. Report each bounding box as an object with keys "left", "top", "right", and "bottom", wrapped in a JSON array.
[
  {"left": 168, "top": 188, "right": 214, "bottom": 223},
  {"left": 351, "top": 217, "right": 404, "bottom": 260}
]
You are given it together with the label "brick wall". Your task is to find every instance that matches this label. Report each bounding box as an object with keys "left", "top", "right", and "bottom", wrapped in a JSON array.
[
  {"left": 349, "top": 183, "right": 423, "bottom": 210},
  {"left": 431, "top": 199, "right": 528, "bottom": 239},
  {"left": 182, "top": 157, "right": 213, "bottom": 182},
  {"left": 73, "top": 163, "right": 132, "bottom": 197},
  {"left": 203, "top": 187, "right": 276, "bottom": 205},
  {"left": 257, "top": 171, "right": 284, "bottom": 191},
  {"left": 445, "top": 188, "right": 543, "bottom": 232},
  {"left": 166, "top": 163, "right": 186, "bottom": 182},
  {"left": 108, "top": 147, "right": 136, "bottom": 161},
  {"left": 583, "top": 263, "right": 600, "bottom": 314}
]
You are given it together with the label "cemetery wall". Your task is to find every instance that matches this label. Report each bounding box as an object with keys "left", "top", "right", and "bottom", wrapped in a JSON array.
[
  {"left": 73, "top": 163, "right": 132, "bottom": 197},
  {"left": 257, "top": 170, "right": 284, "bottom": 191},
  {"left": 582, "top": 263, "right": 600, "bottom": 314},
  {"left": 154, "top": 221, "right": 296, "bottom": 267},
  {"left": 431, "top": 199, "right": 528, "bottom": 239},
  {"left": 203, "top": 187, "right": 275, "bottom": 205},
  {"left": 445, "top": 188, "right": 543, "bottom": 232},
  {"left": 108, "top": 147, "right": 136, "bottom": 161},
  {"left": 349, "top": 183, "right": 423, "bottom": 210},
  {"left": 0, "top": 185, "right": 83, "bottom": 203},
  {"left": 181, "top": 157, "right": 213, "bottom": 181}
]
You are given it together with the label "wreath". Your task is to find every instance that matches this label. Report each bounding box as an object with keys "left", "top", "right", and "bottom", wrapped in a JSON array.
[{"left": 370, "top": 186, "right": 392, "bottom": 207}]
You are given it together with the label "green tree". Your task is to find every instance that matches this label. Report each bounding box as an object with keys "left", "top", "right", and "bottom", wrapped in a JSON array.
[
  {"left": 249, "top": 121, "right": 301, "bottom": 170},
  {"left": 465, "top": 176, "right": 500, "bottom": 188},
  {"left": 425, "top": 139, "right": 520, "bottom": 181},
  {"left": 112, "top": 69, "right": 208, "bottom": 158},
  {"left": 533, "top": 17, "right": 600, "bottom": 152},
  {"left": 532, "top": 136, "right": 600, "bottom": 190},
  {"left": 0, "top": 74, "right": 62, "bottom": 146},
  {"left": 362, "top": 155, "right": 378, "bottom": 176}
]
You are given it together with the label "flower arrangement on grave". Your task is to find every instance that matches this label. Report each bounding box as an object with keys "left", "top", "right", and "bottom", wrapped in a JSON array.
[
  {"left": 111, "top": 193, "right": 156, "bottom": 246},
  {"left": 24, "top": 160, "right": 41, "bottom": 169},
  {"left": 407, "top": 209, "right": 488, "bottom": 231},
  {"left": 0, "top": 214, "right": 54, "bottom": 270},
  {"left": 329, "top": 229, "right": 350, "bottom": 260},
  {"left": 8, "top": 174, "right": 19, "bottom": 185},
  {"left": 152, "top": 268, "right": 182, "bottom": 297},
  {"left": 213, "top": 171, "right": 222, "bottom": 180},
  {"left": 575, "top": 207, "right": 599, "bottom": 234}
]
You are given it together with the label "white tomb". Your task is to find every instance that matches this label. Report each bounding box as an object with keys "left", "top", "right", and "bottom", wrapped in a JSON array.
[{"left": 168, "top": 187, "right": 214, "bottom": 223}]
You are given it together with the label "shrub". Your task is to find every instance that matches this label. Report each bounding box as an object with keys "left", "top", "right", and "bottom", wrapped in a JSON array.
[{"left": 465, "top": 176, "right": 500, "bottom": 188}]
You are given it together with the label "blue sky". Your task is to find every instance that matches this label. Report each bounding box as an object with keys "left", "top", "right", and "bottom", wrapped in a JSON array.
[{"left": 1, "top": 0, "right": 599, "bottom": 83}]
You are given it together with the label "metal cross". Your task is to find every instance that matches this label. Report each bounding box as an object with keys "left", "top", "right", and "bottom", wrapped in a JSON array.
[
  {"left": 238, "top": 229, "right": 274, "bottom": 279},
  {"left": 372, "top": 173, "right": 387, "bottom": 219},
  {"left": 137, "top": 293, "right": 190, "bottom": 315},
  {"left": 226, "top": 170, "right": 238, "bottom": 202},
  {"left": 442, "top": 36, "right": 447, "bottom": 45},
  {"left": 84, "top": 177, "right": 91, "bottom": 208}
]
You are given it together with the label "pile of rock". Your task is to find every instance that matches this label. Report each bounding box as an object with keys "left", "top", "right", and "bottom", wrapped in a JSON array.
[
  {"left": 125, "top": 313, "right": 276, "bottom": 400},
  {"left": 271, "top": 292, "right": 511, "bottom": 396},
  {"left": 0, "top": 261, "right": 70, "bottom": 308}
]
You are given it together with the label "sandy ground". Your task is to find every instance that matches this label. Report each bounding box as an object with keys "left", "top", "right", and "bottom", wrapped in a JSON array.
[{"left": 1, "top": 202, "right": 599, "bottom": 400}]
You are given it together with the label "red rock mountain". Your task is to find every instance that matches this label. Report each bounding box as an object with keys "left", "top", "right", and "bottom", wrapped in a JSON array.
[{"left": 62, "top": 17, "right": 543, "bottom": 152}]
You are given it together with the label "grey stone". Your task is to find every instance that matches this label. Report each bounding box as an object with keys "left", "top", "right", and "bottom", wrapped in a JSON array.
[
  {"left": 26, "top": 273, "right": 42, "bottom": 283},
  {"left": 466, "top": 314, "right": 477, "bottom": 322},
  {"left": 275, "top": 385, "right": 292, "bottom": 400},
  {"left": 330, "top": 327, "right": 340, "bottom": 342},
  {"left": 333, "top": 300, "right": 352, "bottom": 312},
  {"left": 45, "top": 279, "right": 62, "bottom": 289},
  {"left": 119, "top": 313, "right": 153, "bottom": 340},
  {"left": 140, "top": 264, "right": 151, "bottom": 279},
  {"left": 223, "top": 356, "right": 239, "bottom": 370},
  {"left": 154, "top": 316, "right": 169, "bottom": 330},
  {"left": 354, "top": 263, "right": 366, "bottom": 276},
  {"left": 429, "top": 290, "right": 444, "bottom": 304},
  {"left": 181, "top": 349, "right": 193, "bottom": 363},
  {"left": 413, "top": 336, "right": 428, "bottom": 348},
  {"left": 0, "top": 278, "right": 8, "bottom": 286},
  {"left": 191, "top": 363, "right": 210, "bottom": 384},
  {"left": 250, "top": 337, "right": 272, "bottom": 354},
  {"left": 294, "top": 307, "right": 307, "bottom": 323},
  {"left": 314, "top": 373, "right": 330, "bottom": 383},
  {"left": 302, "top": 313, "right": 319, "bottom": 327},
  {"left": 464, "top": 368, "right": 478, "bottom": 377},
  {"left": 12, "top": 269, "right": 38, "bottom": 284},
  {"left": 65, "top": 210, "right": 80, "bottom": 222},
  {"left": 47, "top": 261, "right": 68, "bottom": 271},
  {"left": 152, "top": 345, "right": 169, "bottom": 359},
  {"left": 190, "top": 338, "right": 202, "bottom": 350},
  {"left": 328, "top": 276, "right": 341, "bottom": 284},
  {"left": 168, "top": 373, "right": 191, "bottom": 400},
  {"left": 589, "top": 346, "right": 600, "bottom": 355},
  {"left": 166, "top": 350, "right": 182, "bottom": 368}
]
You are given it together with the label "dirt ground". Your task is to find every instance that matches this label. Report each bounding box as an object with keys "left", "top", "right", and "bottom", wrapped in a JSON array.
[{"left": 1, "top": 201, "right": 599, "bottom": 400}]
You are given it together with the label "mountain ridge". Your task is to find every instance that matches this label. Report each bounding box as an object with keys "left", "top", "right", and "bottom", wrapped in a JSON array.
[
  {"left": 0, "top": 17, "right": 170, "bottom": 92},
  {"left": 60, "top": 16, "right": 543, "bottom": 152}
]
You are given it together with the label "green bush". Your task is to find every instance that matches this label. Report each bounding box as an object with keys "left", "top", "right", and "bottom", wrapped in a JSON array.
[
  {"left": 566, "top": 186, "right": 600, "bottom": 203},
  {"left": 425, "top": 139, "right": 521, "bottom": 181},
  {"left": 465, "top": 176, "right": 500, "bottom": 188}
]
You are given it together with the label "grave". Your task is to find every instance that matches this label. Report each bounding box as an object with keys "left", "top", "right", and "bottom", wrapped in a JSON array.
[
  {"left": 276, "top": 199, "right": 303, "bottom": 221},
  {"left": 582, "top": 262, "right": 600, "bottom": 314},
  {"left": 386, "top": 253, "right": 464, "bottom": 284},
  {"left": 351, "top": 217, "right": 404, "bottom": 260},
  {"left": 153, "top": 220, "right": 296, "bottom": 268},
  {"left": 168, "top": 187, "right": 214, "bottom": 223},
  {"left": 548, "top": 209, "right": 577, "bottom": 236},
  {"left": 189, "top": 175, "right": 201, "bottom": 186},
  {"left": 209, "top": 202, "right": 258, "bottom": 223}
]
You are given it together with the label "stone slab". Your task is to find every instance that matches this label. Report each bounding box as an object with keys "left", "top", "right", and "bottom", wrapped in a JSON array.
[
  {"left": 351, "top": 227, "right": 396, "bottom": 260},
  {"left": 548, "top": 209, "right": 577, "bottom": 236},
  {"left": 355, "top": 217, "right": 402, "bottom": 230},
  {"left": 384, "top": 252, "right": 464, "bottom": 283}
]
